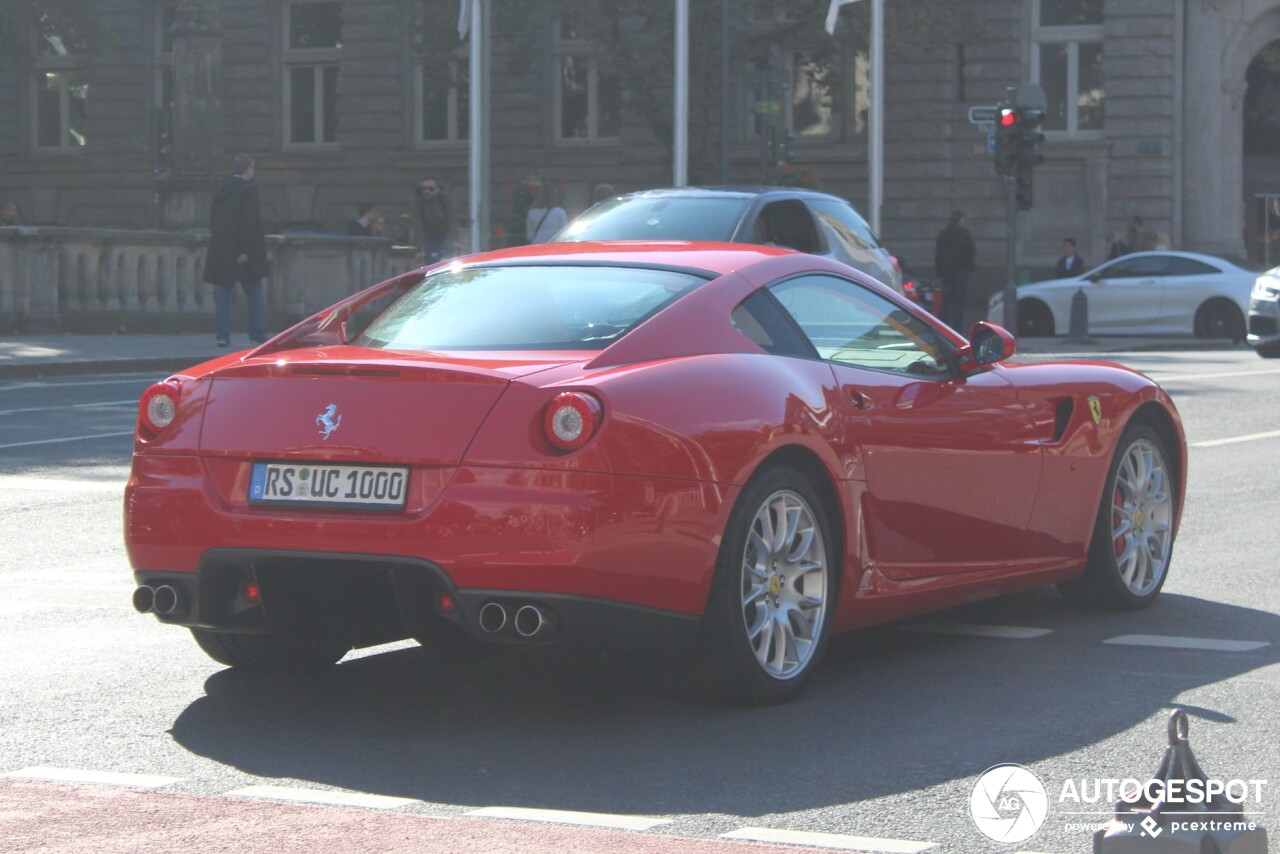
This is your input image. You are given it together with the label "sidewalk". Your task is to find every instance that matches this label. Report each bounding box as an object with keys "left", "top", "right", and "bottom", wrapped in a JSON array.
[{"left": 0, "top": 331, "right": 1249, "bottom": 380}]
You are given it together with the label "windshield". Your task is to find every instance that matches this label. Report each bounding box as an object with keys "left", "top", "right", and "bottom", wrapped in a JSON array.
[
  {"left": 557, "top": 196, "right": 750, "bottom": 242},
  {"left": 355, "top": 264, "right": 705, "bottom": 351}
]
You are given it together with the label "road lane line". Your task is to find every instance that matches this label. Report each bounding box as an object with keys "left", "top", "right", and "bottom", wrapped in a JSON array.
[
  {"left": 721, "top": 828, "right": 937, "bottom": 852},
  {"left": 905, "top": 622, "right": 1053, "bottom": 639},
  {"left": 0, "top": 476, "right": 125, "bottom": 493},
  {"left": 1103, "top": 634, "right": 1270, "bottom": 652},
  {"left": 227, "top": 785, "right": 420, "bottom": 810},
  {"left": 465, "top": 806, "right": 670, "bottom": 831},
  {"left": 6, "top": 766, "right": 181, "bottom": 789},
  {"left": 1156, "top": 368, "right": 1280, "bottom": 382},
  {"left": 0, "top": 377, "right": 155, "bottom": 393},
  {"left": 0, "top": 431, "right": 133, "bottom": 450},
  {"left": 0, "top": 399, "right": 136, "bottom": 416},
  {"left": 1191, "top": 429, "right": 1280, "bottom": 448}
]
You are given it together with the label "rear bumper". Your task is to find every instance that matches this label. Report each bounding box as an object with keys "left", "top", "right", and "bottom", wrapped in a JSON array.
[
  {"left": 126, "top": 455, "right": 734, "bottom": 617},
  {"left": 132, "top": 553, "right": 699, "bottom": 651}
]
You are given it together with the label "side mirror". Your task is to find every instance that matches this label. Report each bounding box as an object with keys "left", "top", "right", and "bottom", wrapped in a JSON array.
[{"left": 956, "top": 321, "right": 1016, "bottom": 372}]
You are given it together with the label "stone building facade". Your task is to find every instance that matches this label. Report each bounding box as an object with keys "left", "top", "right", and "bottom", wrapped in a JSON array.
[{"left": 2, "top": 0, "right": 1279, "bottom": 303}]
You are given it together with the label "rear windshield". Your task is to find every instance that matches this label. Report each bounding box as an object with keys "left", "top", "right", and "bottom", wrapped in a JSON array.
[
  {"left": 355, "top": 264, "right": 705, "bottom": 351},
  {"left": 557, "top": 196, "right": 749, "bottom": 242}
]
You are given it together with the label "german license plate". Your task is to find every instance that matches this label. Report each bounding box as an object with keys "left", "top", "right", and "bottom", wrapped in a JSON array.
[{"left": 248, "top": 462, "right": 409, "bottom": 510}]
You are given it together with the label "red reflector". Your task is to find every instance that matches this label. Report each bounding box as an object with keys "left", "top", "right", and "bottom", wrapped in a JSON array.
[
  {"left": 243, "top": 579, "right": 261, "bottom": 603},
  {"left": 435, "top": 592, "right": 457, "bottom": 615}
]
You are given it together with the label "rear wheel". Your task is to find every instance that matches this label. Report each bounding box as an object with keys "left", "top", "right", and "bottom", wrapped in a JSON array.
[
  {"left": 191, "top": 629, "right": 349, "bottom": 670},
  {"left": 1017, "top": 300, "right": 1055, "bottom": 337},
  {"left": 1194, "top": 299, "right": 1244, "bottom": 341},
  {"left": 1059, "top": 424, "right": 1176, "bottom": 610},
  {"left": 680, "top": 466, "right": 836, "bottom": 705}
]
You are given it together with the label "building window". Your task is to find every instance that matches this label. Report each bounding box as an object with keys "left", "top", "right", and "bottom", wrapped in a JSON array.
[
  {"left": 789, "top": 53, "right": 837, "bottom": 139},
  {"left": 284, "top": 0, "right": 342, "bottom": 147},
  {"left": 153, "top": 2, "right": 176, "bottom": 163},
  {"left": 31, "top": 15, "right": 89, "bottom": 150},
  {"left": 552, "top": 22, "right": 619, "bottom": 143},
  {"left": 417, "top": 57, "right": 469, "bottom": 145},
  {"left": 1032, "top": 0, "right": 1103, "bottom": 133}
]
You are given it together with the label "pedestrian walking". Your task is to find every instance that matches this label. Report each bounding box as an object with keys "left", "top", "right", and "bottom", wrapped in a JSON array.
[
  {"left": 934, "top": 210, "right": 976, "bottom": 331},
  {"left": 1055, "top": 237, "right": 1086, "bottom": 277},
  {"left": 204, "top": 153, "right": 269, "bottom": 347},
  {"left": 415, "top": 177, "right": 457, "bottom": 262},
  {"left": 1127, "top": 215, "right": 1157, "bottom": 253},
  {"left": 526, "top": 181, "right": 567, "bottom": 244}
]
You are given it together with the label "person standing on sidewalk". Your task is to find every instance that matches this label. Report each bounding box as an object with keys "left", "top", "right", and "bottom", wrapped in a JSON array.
[
  {"left": 204, "top": 154, "right": 269, "bottom": 347},
  {"left": 934, "top": 210, "right": 976, "bottom": 331}
]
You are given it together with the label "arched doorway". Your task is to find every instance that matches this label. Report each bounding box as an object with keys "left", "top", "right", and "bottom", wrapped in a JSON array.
[{"left": 1244, "top": 41, "right": 1280, "bottom": 267}]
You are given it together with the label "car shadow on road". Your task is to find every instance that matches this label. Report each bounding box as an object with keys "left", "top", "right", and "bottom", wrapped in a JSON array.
[{"left": 168, "top": 590, "right": 1278, "bottom": 817}]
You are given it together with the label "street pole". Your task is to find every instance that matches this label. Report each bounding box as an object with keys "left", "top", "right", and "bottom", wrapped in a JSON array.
[
  {"left": 674, "top": 0, "right": 689, "bottom": 187},
  {"left": 869, "top": 0, "right": 883, "bottom": 235},
  {"left": 1002, "top": 175, "right": 1019, "bottom": 334},
  {"left": 467, "top": 0, "right": 489, "bottom": 253},
  {"left": 719, "top": 0, "right": 730, "bottom": 184}
]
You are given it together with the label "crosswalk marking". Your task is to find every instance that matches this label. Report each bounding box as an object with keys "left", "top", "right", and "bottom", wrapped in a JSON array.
[
  {"left": 720, "top": 827, "right": 937, "bottom": 852},
  {"left": 6, "top": 766, "right": 181, "bottom": 789},
  {"left": 1103, "top": 634, "right": 1269, "bottom": 652},
  {"left": 227, "top": 785, "right": 420, "bottom": 810},
  {"left": 905, "top": 622, "right": 1053, "bottom": 639},
  {"left": 465, "top": 806, "right": 670, "bottom": 831}
]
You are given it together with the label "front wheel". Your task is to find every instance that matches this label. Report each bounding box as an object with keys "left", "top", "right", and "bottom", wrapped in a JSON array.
[
  {"left": 680, "top": 466, "right": 837, "bottom": 704},
  {"left": 1194, "top": 299, "right": 1244, "bottom": 341},
  {"left": 192, "top": 629, "right": 349, "bottom": 670},
  {"left": 1059, "top": 424, "right": 1176, "bottom": 610}
]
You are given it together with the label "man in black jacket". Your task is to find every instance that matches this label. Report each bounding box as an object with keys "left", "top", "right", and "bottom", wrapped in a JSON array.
[
  {"left": 204, "top": 154, "right": 269, "bottom": 346},
  {"left": 934, "top": 210, "right": 976, "bottom": 331}
]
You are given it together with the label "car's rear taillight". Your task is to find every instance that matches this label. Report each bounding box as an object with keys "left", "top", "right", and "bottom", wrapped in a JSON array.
[
  {"left": 903, "top": 279, "right": 918, "bottom": 300},
  {"left": 139, "top": 382, "right": 181, "bottom": 438},
  {"left": 543, "top": 392, "right": 602, "bottom": 452}
]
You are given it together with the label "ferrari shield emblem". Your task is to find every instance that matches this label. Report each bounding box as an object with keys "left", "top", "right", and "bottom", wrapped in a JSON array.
[{"left": 1088, "top": 396, "right": 1102, "bottom": 425}]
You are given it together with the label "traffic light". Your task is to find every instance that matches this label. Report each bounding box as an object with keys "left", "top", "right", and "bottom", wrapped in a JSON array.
[
  {"left": 1015, "top": 167, "right": 1034, "bottom": 210},
  {"left": 994, "top": 104, "right": 1019, "bottom": 176},
  {"left": 1013, "top": 107, "right": 1044, "bottom": 211}
]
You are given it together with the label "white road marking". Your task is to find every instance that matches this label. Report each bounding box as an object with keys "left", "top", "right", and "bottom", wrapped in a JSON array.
[
  {"left": 1191, "top": 429, "right": 1280, "bottom": 448},
  {"left": 0, "top": 476, "right": 125, "bottom": 493},
  {"left": 0, "top": 431, "right": 133, "bottom": 450},
  {"left": 1156, "top": 367, "right": 1280, "bottom": 382},
  {"left": 227, "top": 785, "right": 420, "bottom": 810},
  {"left": 1104, "top": 634, "right": 1270, "bottom": 652},
  {"left": 721, "top": 828, "right": 937, "bottom": 852},
  {"left": 905, "top": 622, "right": 1053, "bottom": 639},
  {"left": 0, "top": 400, "right": 136, "bottom": 416},
  {"left": 465, "top": 806, "right": 670, "bottom": 831},
  {"left": 5, "top": 766, "right": 181, "bottom": 789}
]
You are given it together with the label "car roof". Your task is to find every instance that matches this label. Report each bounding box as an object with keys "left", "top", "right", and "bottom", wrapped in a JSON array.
[
  {"left": 607, "top": 186, "right": 844, "bottom": 203},
  {"left": 449, "top": 240, "right": 797, "bottom": 278}
]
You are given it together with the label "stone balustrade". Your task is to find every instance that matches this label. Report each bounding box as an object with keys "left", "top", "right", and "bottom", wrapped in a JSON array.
[{"left": 0, "top": 227, "right": 424, "bottom": 332}]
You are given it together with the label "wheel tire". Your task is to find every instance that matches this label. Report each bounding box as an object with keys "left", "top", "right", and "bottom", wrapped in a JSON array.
[
  {"left": 191, "top": 628, "right": 348, "bottom": 670},
  {"left": 1058, "top": 423, "right": 1176, "bottom": 610},
  {"left": 1194, "top": 300, "right": 1244, "bottom": 342},
  {"left": 1017, "top": 300, "right": 1055, "bottom": 338},
  {"left": 679, "top": 466, "right": 837, "bottom": 705}
]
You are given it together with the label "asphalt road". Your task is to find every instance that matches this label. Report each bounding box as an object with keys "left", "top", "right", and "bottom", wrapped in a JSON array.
[{"left": 0, "top": 354, "right": 1277, "bottom": 854}]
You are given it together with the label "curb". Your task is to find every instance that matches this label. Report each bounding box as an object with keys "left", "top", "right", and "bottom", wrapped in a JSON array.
[{"left": 0, "top": 356, "right": 209, "bottom": 380}]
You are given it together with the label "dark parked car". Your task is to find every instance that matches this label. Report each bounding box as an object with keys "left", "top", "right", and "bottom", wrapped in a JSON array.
[{"left": 556, "top": 187, "right": 904, "bottom": 293}]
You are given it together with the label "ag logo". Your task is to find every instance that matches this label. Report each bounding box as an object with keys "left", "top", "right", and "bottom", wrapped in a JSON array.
[
  {"left": 969, "top": 764, "right": 1049, "bottom": 844},
  {"left": 1088, "top": 396, "right": 1102, "bottom": 425}
]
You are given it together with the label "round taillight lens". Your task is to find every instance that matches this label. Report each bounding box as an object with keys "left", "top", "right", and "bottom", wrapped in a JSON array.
[
  {"left": 543, "top": 392, "right": 602, "bottom": 452},
  {"left": 139, "top": 383, "right": 180, "bottom": 436}
]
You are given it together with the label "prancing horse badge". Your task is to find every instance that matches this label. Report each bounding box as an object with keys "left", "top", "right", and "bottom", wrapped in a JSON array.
[{"left": 1087, "top": 396, "right": 1102, "bottom": 425}]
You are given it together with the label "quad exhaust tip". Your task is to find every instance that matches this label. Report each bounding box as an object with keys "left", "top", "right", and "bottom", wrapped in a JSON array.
[
  {"left": 514, "top": 605, "right": 552, "bottom": 639},
  {"left": 133, "top": 583, "right": 186, "bottom": 616},
  {"left": 132, "top": 585, "right": 155, "bottom": 613},
  {"left": 478, "top": 601, "right": 508, "bottom": 634}
]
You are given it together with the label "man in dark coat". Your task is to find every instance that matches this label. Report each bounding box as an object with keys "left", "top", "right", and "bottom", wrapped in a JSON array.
[
  {"left": 1055, "top": 237, "right": 1086, "bottom": 277},
  {"left": 934, "top": 210, "right": 976, "bottom": 331},
  {"left": 204, "top": 153, "right": 269, "bottom": 346}
]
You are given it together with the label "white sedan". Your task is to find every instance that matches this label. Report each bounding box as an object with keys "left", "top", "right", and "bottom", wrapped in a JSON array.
[{"left": 988, "top": 250, "right": 1254, "bottom": 340}]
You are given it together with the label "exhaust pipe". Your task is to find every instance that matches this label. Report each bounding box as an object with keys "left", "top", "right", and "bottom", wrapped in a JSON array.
[
  {"left": 478, "top": 602, "right": 508, "bottom": 634},
  {"left": 152, "top": 584, "right": 185, "bottom": 616},
  {"left": 514, "top": 605, "right": 553, "bottom": 639},
  {"left": 132, "top": 585, "right": 155, "bottom": 614}
]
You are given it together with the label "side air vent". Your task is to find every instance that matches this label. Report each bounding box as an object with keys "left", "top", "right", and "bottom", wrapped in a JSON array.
[{"left": 1053, "top": 398, "right": 1075, "bottom": 442}]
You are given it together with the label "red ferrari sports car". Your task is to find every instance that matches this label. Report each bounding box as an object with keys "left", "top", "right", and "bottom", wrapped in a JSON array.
[{"left": 125, "top": 242, "right": 1186, "bottom": 703}]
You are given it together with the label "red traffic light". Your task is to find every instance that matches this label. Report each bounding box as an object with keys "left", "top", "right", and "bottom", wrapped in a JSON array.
[{"left": 1000, "top": 109, "right": 1020, "bottom": 127}]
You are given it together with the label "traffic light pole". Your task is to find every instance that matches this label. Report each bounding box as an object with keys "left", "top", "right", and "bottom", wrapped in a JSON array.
[{"left": 1002, "top": 175, "right": 1019, "bottom": 334}]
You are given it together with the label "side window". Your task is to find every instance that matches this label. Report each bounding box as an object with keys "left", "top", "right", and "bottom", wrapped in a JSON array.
[
  {"left": 808, "top": 199, "right": 880, "bottom": 250},
  {"left": 1098, "top": 256, "right": 1167, "bottom": 278},
  {"left": 1164, "top": 257, "right": 1220, "bottom": 276},
  {"left": 731, "top": 291, "right": 814, "bottom": 358},
  {"left": 770, "top": 275, "right": 949, "bottom": 376},
  {"left": 752, "top": 200, "right": 821, "bottom": 254}
]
